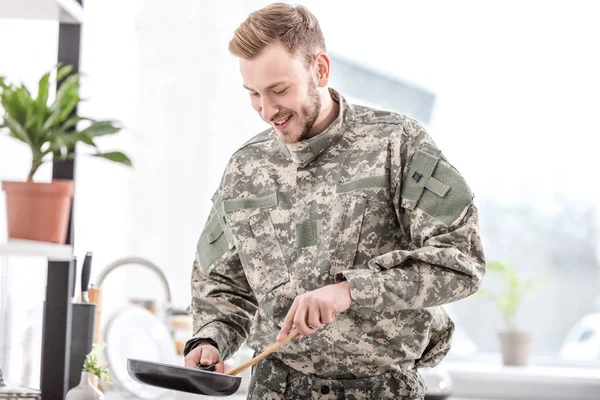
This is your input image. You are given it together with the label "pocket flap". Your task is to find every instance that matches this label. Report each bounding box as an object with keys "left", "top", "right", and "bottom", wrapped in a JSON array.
[
  {"left": 336, "top": 175, "right": 388, "bottom": 194},
  {"left": 204, "top": 208, "right": 225, "bottom": 243},
  {"left": 424, "top": 176, "right": 450, "bottom": 197},
  {"left": 207, "top": 226, "right": 224, "bottom": 243},
  {"left": 223, "top": 192, "right": 278, "bottom": 212}
]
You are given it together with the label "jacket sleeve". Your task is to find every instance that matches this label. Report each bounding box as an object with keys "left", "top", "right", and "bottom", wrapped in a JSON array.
[
  {"left": 184, "top": 196, "right": 257, "bottom": 361},
  {"left": 342, "top": 118, "right": 486, "bottom": 312}
]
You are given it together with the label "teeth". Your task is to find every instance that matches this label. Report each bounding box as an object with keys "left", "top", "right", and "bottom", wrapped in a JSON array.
[{"left": 275, "top": 115, "right": 291, "bottom": 125}]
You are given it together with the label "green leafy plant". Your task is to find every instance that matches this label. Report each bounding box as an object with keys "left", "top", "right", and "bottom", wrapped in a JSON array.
[
  {"left": 479, "top": 261, "right": 548, "bottom": 330},
  {"left": 82, "top": 343, "right": 112, "bottom": 383},
  {"left": 0, "top": 64, "right": 131, "bottom": 181}
]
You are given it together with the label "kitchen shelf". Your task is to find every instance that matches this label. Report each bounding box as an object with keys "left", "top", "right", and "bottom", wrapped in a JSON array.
[
  {"left": 1, "top": 1, "right": 81, "bottom": 398},
  {"left": 0, "top": 0, "right": 84, "bottom": 24},
  {"left": 0, "top": 239, "right": 73, "bottom": 261}
]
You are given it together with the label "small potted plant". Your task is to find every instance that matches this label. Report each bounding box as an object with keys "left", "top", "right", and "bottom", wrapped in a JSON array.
[
  {"left": 479, "top": 261, "right": 547, "bottom": 366},
  {"left": 66, "top": 343, "right": 112, "bottom": 400},
  {"left": 0, "top": 64, "right": 131, "bottom": 243}
]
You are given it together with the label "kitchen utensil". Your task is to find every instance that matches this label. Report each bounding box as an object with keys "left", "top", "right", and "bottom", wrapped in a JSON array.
[
  {"left": 71, "top": 255, "right": 77, "bottom": 301},
  {"left": 87, "top": 286, "right": 102, "bottom": 390},
  {"left": 127, "top": 328, "right": 299, "bottom": 396},
  {"left": 104, "top": 305, "right": 178, "bottom": 399},
  {"left": 87, "top": 286, "right": 102, "bottom": 344},
  {"left": 80, "top": 252, "right": 92, "bottom": 303}
]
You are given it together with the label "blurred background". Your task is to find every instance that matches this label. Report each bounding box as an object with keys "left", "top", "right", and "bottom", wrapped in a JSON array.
[{"left": 1, "top": 0, "right": 599, "bottom": 399}]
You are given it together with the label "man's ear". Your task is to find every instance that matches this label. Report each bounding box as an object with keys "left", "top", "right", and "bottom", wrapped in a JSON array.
[{"left": 314, "top": 52, "right": 331, "bottom": 87}]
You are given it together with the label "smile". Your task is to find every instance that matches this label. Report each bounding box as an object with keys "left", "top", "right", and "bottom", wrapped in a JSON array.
[{"left": 273, "top": 115, "right": 292, "bottom": 129}]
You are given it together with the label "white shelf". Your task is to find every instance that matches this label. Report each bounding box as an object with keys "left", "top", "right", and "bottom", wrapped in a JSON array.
[
  {"left": 0, "top": 239, "right": 72, "bottom": 261},
  {"left": 0, "top": 0, "right": 84, "bottom": 24}
]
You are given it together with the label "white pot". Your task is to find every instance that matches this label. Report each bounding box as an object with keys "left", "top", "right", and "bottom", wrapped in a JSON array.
[
  {"left": 498, "top": 330, "right": 533, "bottom": 366},
  {"left": 65, "top": 372, "right": 104, "bottom": 400}
]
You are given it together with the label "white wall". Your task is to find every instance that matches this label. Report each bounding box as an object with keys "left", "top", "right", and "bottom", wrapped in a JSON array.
[
  {"left": 0, "top": 19, "right": 57, "bottom": 183},
  {"left": 297, "top": 0, "right": 600, "bottom": 199},
  {"left": 124, "top": 0, "right": 266, "bottom": 310}
]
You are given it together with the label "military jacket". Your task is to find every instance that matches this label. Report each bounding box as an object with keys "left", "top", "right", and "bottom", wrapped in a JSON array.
[{"left": 185, "top": 88, "right": 486, "bottom": 379}]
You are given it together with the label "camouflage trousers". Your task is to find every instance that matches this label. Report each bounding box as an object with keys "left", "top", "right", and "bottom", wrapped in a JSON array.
[{"left": 246, "top": 357, "right": 426, "bottom": 400}]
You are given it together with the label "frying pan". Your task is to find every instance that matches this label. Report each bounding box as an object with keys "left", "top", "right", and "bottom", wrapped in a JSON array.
[{"left": 127, "top": 328, "right": 299, "bottom": 396}]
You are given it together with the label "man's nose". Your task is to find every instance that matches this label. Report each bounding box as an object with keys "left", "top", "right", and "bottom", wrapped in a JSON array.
[{"left": 260, "top": 98, "right": 278, "bottom": 122}]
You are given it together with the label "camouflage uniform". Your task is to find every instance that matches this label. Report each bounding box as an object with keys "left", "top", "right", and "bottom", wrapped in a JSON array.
[{"left": 185, "top": 88, "right": 486, "bottom": 399}]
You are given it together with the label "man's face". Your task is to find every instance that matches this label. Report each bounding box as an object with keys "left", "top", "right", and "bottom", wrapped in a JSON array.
[{"left": 240, "top": 43, "right": 321, "bottom": 144}]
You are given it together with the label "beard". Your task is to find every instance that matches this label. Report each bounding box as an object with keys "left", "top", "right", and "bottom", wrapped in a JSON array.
[{"left": 272, "top": 80, "right": 321, "bottom": 144}]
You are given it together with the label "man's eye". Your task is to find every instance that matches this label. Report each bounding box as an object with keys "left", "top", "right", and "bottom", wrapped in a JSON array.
[
  {"left": 250, "top": 92, "right": 260, "bottom": 97},
  {"left": 274, "top": 88, "right": 288, "bottom": 95}
]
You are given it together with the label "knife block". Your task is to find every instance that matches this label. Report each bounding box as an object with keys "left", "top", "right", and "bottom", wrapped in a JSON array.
[{"left": 68, "top": 303, "right": 96, "bottom": 390}]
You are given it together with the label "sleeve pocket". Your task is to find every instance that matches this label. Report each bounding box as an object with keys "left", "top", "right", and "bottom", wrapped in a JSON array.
[{"left": 401, "top": 148, "right": 472, "bottom": 226}]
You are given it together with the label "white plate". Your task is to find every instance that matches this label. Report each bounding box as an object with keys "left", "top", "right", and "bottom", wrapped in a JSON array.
[{"left": 103, "top": 305, "right": 178, "bottom": 399}]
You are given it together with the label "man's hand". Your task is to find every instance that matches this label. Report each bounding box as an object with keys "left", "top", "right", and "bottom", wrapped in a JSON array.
[
  {"left": 277, "top": 281, "right": 352, "bottom": 341},
  {"left": 184, "top": 342, "right": 225, "bottom": 373}
]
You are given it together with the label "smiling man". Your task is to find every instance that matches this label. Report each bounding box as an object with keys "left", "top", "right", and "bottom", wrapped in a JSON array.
[{"left": 184, "top": 3, "right": 486, "bottom": 399}]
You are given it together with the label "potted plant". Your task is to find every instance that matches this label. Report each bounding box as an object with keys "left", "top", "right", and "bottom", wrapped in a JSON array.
[
  {"left": 479, "top": 261, "right": 546, "bottom": 366},
  {"left": 66, "top": 343, "right": 112, "bottom": 400},
  {"left": 0, "top": 64, "right": 131, "bottom": 243}
]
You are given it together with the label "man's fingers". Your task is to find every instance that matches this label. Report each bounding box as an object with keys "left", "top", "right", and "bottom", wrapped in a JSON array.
[
  {"left": 184, "top": 343, "right": 223, "bottom": 369},
  {"left": 278, "top": 300, "right": 299, "bottom": 342},
  {"left": 320, "top": 303, "right": 335, "bottom": 325},
  {"left": 307, "top": 303, "right": 324, "bottom": 329},
  {"left": 215, "top": 360, "right": 226, "bottom": 374},
  {"left": 184, "top": 347, "right": 202, "bottom": 368},
  {"left": 200, "top": 345, "right": 219, "bottom": 365},
  {"left": 293, "top": 299, "right": 313, "bottom": 336}
]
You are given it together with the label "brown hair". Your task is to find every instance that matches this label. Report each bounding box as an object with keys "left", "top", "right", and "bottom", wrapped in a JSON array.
[{"left": 229, "top": 3, "right": 326, "bottom": 66}]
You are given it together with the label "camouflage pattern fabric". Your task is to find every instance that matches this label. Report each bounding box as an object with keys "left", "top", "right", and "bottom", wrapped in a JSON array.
[
  {"left": 247, "top": 356, "right": 425, "bottom": 399},
  {"left": 185, "top": 88, "right": 485, "bottom": 396}
]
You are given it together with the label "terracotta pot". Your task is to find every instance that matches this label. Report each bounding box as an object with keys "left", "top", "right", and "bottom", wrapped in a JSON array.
[
  {"left": 1, "top": 179, "right": 74, "bottom": 244},
  {"left": 498, "top": 330, "right": 533, "bottom": 366}
]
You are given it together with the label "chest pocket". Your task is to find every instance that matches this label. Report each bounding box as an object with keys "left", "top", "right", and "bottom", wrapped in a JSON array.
[
  {"left": 222, "top": 192, "right": 290, "bottom": 302},
  {"left": 329, "top": 175, "right": 398, "bottom": 277}
]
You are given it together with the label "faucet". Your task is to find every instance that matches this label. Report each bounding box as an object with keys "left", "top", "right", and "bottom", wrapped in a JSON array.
[{"left": 95, "top": 257, "right": 173, "bottom": 310}]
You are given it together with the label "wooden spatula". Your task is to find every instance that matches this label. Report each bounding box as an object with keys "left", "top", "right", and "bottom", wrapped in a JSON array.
[{"left": 225, "top": 328, "right": 300, "bottom": 376}]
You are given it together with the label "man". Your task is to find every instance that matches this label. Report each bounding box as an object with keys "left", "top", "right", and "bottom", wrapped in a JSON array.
[{"left": 184, "top": 3, "right": 485, "bottom": 399}]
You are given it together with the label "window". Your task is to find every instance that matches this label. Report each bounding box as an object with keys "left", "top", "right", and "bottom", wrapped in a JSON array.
[{"left": 290, "top": 1, "right": 600, "bottom": 397}]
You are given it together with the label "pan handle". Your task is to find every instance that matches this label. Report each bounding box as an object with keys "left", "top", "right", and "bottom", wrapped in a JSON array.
[
  {"left": 196, "top": 363, "right": 216, "bottom": 372},
  {"left": 226, "top": 328, "right": 299, "bottom": 376}
]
